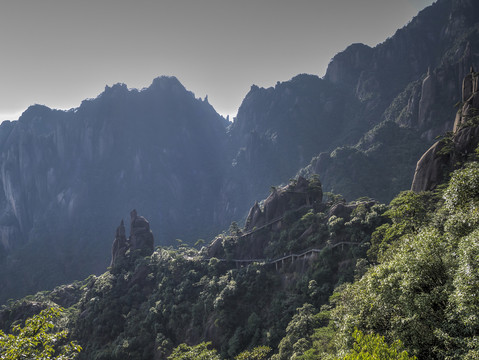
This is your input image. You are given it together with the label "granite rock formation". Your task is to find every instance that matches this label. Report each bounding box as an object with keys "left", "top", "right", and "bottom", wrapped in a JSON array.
[
  {"left": 208, "top": 176, "right": 323, "bottom": 260},
  {"left": 454, "top": 68, "right": 479, "bottom": 131},
  {"left": 129, "top": 209, "right": 154, "bottom": 255},
  {"left": 300, "top": 0, "right": 479, "bottom": 202},
  {"left": 111, "top": 210, "right": 154, "bottom": 267},
  {"left": 2, "top": 0, "right": 479, "bottom": 304},
  {"left": 244, "top": 176, "right": 323, "bottom": 233},
  {"left": 0, "top": 77, "right": 229, "bottom": 304},
  {"left": 411, "top": 69, "right": 479, "bottom": 192},
  {"left": 110, "top": 220, "right": 127, "bottom": 267}
]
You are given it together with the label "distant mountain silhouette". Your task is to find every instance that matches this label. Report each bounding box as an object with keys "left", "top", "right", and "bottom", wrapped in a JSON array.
[{"left": 1, "top": 0, "right": 478, "bottom": 303}]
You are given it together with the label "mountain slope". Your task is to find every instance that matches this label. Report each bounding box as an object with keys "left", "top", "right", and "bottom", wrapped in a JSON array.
[
  {"left": 0, "top": 77, "right": 230, "bottom": 303},
  {"left": 299, "top": 0, "right": 479, "bottom": 202},
  {"left": 2, "top": 0, "right": 479, "bottom": 304},
  {"left": 0, "top": 183, "right": 384, "bottom": 359},
  {"left": 228, "top": 0, "right": 479, "bottom": 205}
]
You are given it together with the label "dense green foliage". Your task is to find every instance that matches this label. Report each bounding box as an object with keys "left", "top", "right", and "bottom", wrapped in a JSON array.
[
  {"left": 168, "top": 342, "right": 220, "bottom": 360},
  {"left": 338, "top": 329, "right": 416, "bottom": 360},
  {"left": 284, "top": 155, "right": 479, "bottom": 359},
  {"left": 0, "top": 178, "right": 386, "bottom": 359},
  {"left": 301, "top": 121, "right": 429, "bottom": 204},
  {"left": 0, "top": 307, "right": 81, "bottom": 359},
  {"left": 2, "top": 143, "right": 479, "bottom": 359},
  {"left": 3, "top": 135, "right": 479, "bottom": 360},
  {"left": 167, "top": 343, "right": 271, "bottom": 360},
  {"left": 235, "top": 345, "right": 271, "bottom": 360}
]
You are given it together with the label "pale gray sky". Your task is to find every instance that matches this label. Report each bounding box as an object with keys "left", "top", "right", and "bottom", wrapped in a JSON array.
[{"left": 0, "top": 0, "right": 434, "bottom": 121}]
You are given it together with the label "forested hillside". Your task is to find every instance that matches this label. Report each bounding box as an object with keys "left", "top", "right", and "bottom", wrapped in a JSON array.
[
  {"left": 1, "top": 0, "right": 479, "bottom": 304},
  {"left": 1, "top": 2, "right": 479, "bottom": 359},
  {"left": 3, "top": 108, "right": 479, "bottom": 358},
  {"left": 275, "top": 144, "right": 479, "bottom": 359},
  {"left": 0, "top": 176, "right": 386, "bottom": 359},
  {"left": 3, "top": 63, "right": 479, "bottom": 359}
]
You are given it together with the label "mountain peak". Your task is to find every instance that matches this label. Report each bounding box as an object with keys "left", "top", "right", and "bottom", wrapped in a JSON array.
[{"left": 149, "top": 76, "right": 185, "bottom": 92}]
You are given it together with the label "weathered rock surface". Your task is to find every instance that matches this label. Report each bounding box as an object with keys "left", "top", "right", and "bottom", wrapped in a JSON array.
[
  {"left": 411, "top": 124, "right": 479, "bottom": 192},
  {"left": 111, "top": 210, "right": 154, "bottom": 267},
  {"left": 244, "top": 176, "right": 322, "bottom": 232},
  {"left": 110, "top": 220, "right": 127, "bottom": 267},
  {"left": 2, "top": 0, "right": 479, "bottom": 305},
  {"left": 454, "top": 68, "right": 479, "bottom": 131},
  {"left": 411, "top": 140, "right": 451, "bottom": 193},
  {"left": 412, "top": 69, "right": 479, "bottom": 192},
  {"left": 129, "top": 209, "right": 154, "bottom": 255},
  {"left": 0, "top": 77, "right": 229, "bottom": 304},
  {"left": 208, "top": 176, "right": 323, "bottom": 260}
]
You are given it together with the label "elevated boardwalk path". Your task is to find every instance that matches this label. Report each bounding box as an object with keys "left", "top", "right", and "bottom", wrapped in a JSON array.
[
  {"left": 205, "top": 240, "right": 364, "bottom": 270},
  {"left": 199, "top": 203, "right": 364, "bottom": 270}
]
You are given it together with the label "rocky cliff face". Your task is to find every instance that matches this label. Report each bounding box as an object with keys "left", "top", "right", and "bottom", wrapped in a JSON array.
[
  {"left": 226, "top": 74, "right": 360, "bottom": 210},
  {"left": 0, "top": 77, "right": 230, "bottom": 303},
  {"left": 298, "top": 0, "right": 479, "bottom": 202},
  {"left": 2, "top": 0, "right": 479, "bottom": 304},
  {"left": 111, "top": 210, "right": 154, "bottom": 267},
  {"left": 243, "top": 176, "right": 323, "bottom": 233},
  {"left": 323, "top": 0, "right": 475, "bottom": 132},
  {"left": 207, "top": 176, "right": 324, "bottom": 260},
  {"left": 411, "top": 69, "right": 479, "bottom": 192}
]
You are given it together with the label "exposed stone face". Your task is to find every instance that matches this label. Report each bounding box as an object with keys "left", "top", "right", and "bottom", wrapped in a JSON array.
[
  {"left": 244, "top": 176, "right": 322, "bottom": 233},
  {"left": 110, "top": 220, "right": 127, "bottom": 267},
  {"left": 227, "top": 74, "right": 357, "bottom": 217},
  {"left": 110, "top": 210, "right": 154, "bottom": 268},
  {"left": 454, "top": 69, "right": 479, "bottom": 132},
  {"left": 324, "top": 43, "right": 373, "bottom": 86},
  {"left": 417, "top": 68, "right": 437, "bottom": 129},
  {"left": 328, "top": 203, "right": 353, "bottom": 219},
  {"left": 0, "top": 77, "right": 230, "bottom": 303},
  {"left": 204, "top": 236, "right": 223, "bottom": 259},
  {"left": 244, "top": 202, "right": 264, "bottom": 232},
  {"left": 411, "top": 140, "right": 450, "bottom": 193},
  {"left": 411, "top": 124, "right": 479, "bottom": 192},
  {"left": 129, "top": 209, "right": 154, "bottom": 255},
  {"left": 207, "top": 176, "right": 323, "bottom": 260},
  {"left": 412, "top": 70, "right": 479, "bottom": 192}
]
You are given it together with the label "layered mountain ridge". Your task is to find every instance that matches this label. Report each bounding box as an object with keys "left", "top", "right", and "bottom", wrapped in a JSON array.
[
  {"left": 3, "top": 68, "right": 478, "bottom": 359},
  {"left": 0, "top": 77, "right": 230, "bottom": 302},
  {"left": 1, "top": 0, "right": 479, "bottom": 303}
]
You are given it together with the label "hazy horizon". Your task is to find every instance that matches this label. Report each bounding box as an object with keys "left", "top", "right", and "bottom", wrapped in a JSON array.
[{"left": 0, "top": 0, "right": 434, "bottom": 122}]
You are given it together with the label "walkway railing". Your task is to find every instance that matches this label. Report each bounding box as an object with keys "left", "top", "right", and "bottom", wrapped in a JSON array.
[{"left": 203, "top": 240, "right": 365, "bottom": 270}]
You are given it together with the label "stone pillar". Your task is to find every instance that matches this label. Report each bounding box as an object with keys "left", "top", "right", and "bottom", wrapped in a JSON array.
[
  {"left": 129, "top": 209, "right": 154, "bottom": 255},
  {"left": 463, "top": 71, "right": 473, "bottom": 102},
  {"left": 110, "top": 220, "right": 127, "bottom": 267}
]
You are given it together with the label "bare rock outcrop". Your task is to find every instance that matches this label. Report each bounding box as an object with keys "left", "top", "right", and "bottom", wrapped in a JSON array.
[
  {"left": 110, "top": 209, "right": 154, "bottom": 267},
  {"left": 454, "top": 67, "right": 479, "bottom": 131},
  {"left": 411, "top": 140, "right": 450, "bottom": 193},
  {"left": 244, "top": 176, "right": 322, "bottom": 232},
  {"left": 412, "top": 69, "right": 479, "bottom": 192},
  {"left": 244, "top": 201, "right": 265, "bottom": 232},
  {"left": 110, "top": 220, "right": 127, "bottom": 267},
  {"left": 129, "top": 209, "right": 154, "bottom": 254},
  {"left": 206, "top": 176, "right": 323, "bottom": 260}
]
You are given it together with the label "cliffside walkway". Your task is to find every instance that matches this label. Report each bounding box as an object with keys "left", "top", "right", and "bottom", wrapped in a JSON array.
[
  {"left": 203, "top": 204, "right": 363, "bottom": 270},
  {"left": 208, "top": 240, "right": 364, "bottom": 270}
]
